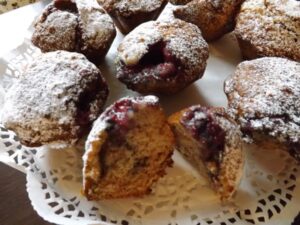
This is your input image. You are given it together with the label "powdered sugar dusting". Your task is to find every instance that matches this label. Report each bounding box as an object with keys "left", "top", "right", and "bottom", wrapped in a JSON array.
[
  {"left": 159, "top": 20, "right": 209, "bottom": 74},
  {"left": 89, "top": 96, "right": 159, "bottom": 137},
  {"left": 98, "top": 0, "right": 166, "bottom": 13},
  {"left": 173, "top": 0, "right": 244, "bottom": 41},
  {"left": 32, "top": 0, "right": 116, "bottom": 60},
  {"left": 235, "top": 0, "right": 300, "bottom": 61},
  {"left": 118, "top": 19, "right": 209, "bottom": 74},
  {"left": 76, "top": 0, "right": 116, "bottom": 52},
  {"left": 118, "top": 22, "right": 162, "bottom": 66},
  {"left": 225, "top": 57, "right": 300, "bottom": 143},
  {"left": 181, "top": 106, "right": 242, "bottom": 147},
  {"left": 32, "top": 5, "right": 78, "bottom": 52},
  {"left": 1, "top": 51, "right": 108, "bottom": 146}
]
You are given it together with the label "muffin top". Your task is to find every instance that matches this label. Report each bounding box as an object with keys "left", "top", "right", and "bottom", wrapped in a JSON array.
[
  {"left": 32, "top": 0, "right": 116, "bottom": 60},
  {"left": 235, "top": 0, "right": 300, "bottom": 61},
  {"left": 98, "top": 0, "right": 166, "bottom": 14},
  {"left": 225, "top": 57, "right": 300, "bottom": 143},
  {"left": 1, "top": 51, "right": 108, "bottom": 146},
  {"left": 118, "top": 19, "right": 209, "bottom": 75}
]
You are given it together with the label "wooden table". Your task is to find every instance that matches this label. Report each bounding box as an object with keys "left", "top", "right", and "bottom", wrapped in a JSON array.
[
  {"left": 0, "top": 1, "right": 53, "bottom": 224},
  {"left": 0, "top": 163, "right": 53, "bottom": 225}
]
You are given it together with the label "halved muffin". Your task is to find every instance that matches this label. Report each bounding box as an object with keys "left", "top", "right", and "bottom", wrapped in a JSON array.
[
  {"left": 83, "top": 96, "right": 174, "bottom": 200},
  {"left": 168, "top": 106, "right": 244, "bottom": 201}
]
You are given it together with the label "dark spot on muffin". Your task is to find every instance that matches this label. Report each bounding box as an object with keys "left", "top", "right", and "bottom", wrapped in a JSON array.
[
  {"left": 131, "top": 157, "right": 149, "bottom": 174},
  {"left": 289, "top": 143, "right": 300, "bottom": 161},
  {"left": 281, "top": 87, "right": 293, "bottom": 95},
  {"left": 76, "top": 73, "right": 106, "bottom": 126},
  {"left": 49, "top": 26, "right": 56, "bottom": 34}
]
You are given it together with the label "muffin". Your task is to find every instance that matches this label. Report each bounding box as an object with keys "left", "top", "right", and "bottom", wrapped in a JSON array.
[
  {"left": 83, "top": 96, "right": 174, "bottom": 200},
  {"left": 1, "top": 51, "right": 109, "bottom": 147},
  {"left": 97, "top": 0, "right": 168, "bottom": 34},
  {"left": 169, "top": 0, "right": 193, "bottom": 5},
  {"left": 32, "top": 0, "right": 116, "bottom": 62},
  {"left": 173, "top": 0, "right": 245, "bottom": 41},
  {"left": 224, "top": 57, "right": 300, "bottom": 161},
  {"left": 234, "top": 0, "right": 300, "bottom": 61},
  {"left": 168, "top": 106, "right": 244, "bottom": 202},
  {"left": 116, "top": 20, "right": 209, "bottom": 95}
]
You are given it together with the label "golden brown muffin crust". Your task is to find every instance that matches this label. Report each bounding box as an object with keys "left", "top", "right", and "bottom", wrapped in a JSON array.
[
  {"left": 1, "top": 51, "right": 109, "bottom": 147},
  {"left": 235, "top": 0, "right": 300, "bottom": 61},
  {"left": 224, "top": 57, "right": 300, "bottom": 160},
  {"left": 173, "top": 0, "right": 245, "bottom": 41}
]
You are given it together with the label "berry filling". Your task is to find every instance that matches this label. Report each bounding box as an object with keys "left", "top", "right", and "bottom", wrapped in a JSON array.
[
  {"left": 120, "top": 41, "right": 180, "bottom": 79},
  {"left": 105, "top": 99, "right": 135, "bottom": 127},
  {"left": 103, "top": 99, "right": 138, "bottom": 145},
  {"left": 181, "top": 107, "right": 226, "bottom": 177}
]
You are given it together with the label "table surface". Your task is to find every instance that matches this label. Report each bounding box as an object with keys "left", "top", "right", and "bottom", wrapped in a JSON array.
[
  {"left": 0, "top": 1, "right": 53, "bottom": 224},
  {"left": 0, "top": 162, "right": 53, "bottom": 225},
  {"left": 0, "top": 0, "right": 40, "bottom": 14}
]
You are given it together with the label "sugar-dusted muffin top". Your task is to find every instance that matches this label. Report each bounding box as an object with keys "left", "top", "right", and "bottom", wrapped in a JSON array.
[
  {"left": 1, "top": 50, "right": 109, "bottom": 147},
  {"left": 116, "top": 19, "right": 209, "bottom": 94},
  {"left": 173, "top": 0, "right": 245, "bottom": 41},
  {"left": 225, "top": 57, "right": 300, "bottom": 145},
  {"left": 98, "top": 0, "right": 166, "bottom": 14},
  {"left": 235, "top": 0, "right": 300, "bottom": 61},
  {"left": 118, "top": 19, "right": 208, "bottom": 74},
  {"left": 32, "top": 0, "right": 116, "bottom": 61}
]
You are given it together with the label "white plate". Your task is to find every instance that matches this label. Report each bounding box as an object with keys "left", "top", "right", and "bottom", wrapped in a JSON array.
[{"left": 0, "top": 3, "right": 299, "bottom": 225}]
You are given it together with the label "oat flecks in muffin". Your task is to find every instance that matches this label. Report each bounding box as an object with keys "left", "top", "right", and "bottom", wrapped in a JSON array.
[
  {"left": 225, "top": 57, "right": 300, "bottom": 144},
  {"left": 1, "top": 51, "right": 108, "bottom": 147},
  {"left": 235, "top": 0, "right": 300, "bottom": 61},
  {"left": 97, "top": 0, "right": 168, "bottom": 34}
]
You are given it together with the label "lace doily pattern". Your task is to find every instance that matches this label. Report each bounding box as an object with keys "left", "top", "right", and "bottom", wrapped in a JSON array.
[
  {"left": 0, "top": 36, "right": 299, "bottom": 225},
  {"left": 1, "top": 124, "right": 299, "bottom": 225}
]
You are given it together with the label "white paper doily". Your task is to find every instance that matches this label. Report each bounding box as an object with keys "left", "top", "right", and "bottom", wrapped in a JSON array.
[{"left": 0, "top": 4, "right": 300, "bottom": 224}]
